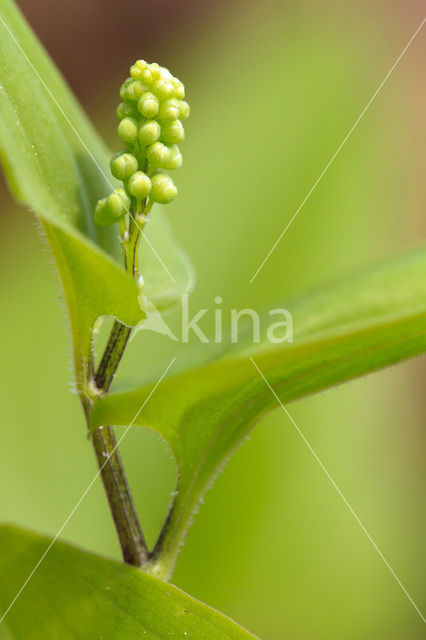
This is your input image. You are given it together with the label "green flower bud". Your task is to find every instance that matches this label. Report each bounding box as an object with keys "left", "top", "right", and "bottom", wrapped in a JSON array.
[
  {"left": 124, "top": 81, "right": 148, "bottom": 102},
  {"left": 110, "top": 152, "right": 139, "bottom": 180},
  {"left": 127, "top": 171, "right": 152, "bottom": 199},
  {"left": 146, "top": 141, "right": 172, "bottom": 168},
  {"left": 94, "top": 194, "right": 125, "bottom": 226},
  {"left": 106, "top": 192, "right": 126, "bottom": 219},
  {"left": 140, "top": 68, "right": 154, "bottom": 85},
  {"left": 138, "top": 120, "right": 161, "bottom": 146},
  {"left": 150, "top": 173, "right": 178, "bottom": 204},
  {"left": 166, "top": 145, "right": 183, "bottom": 170},
  {"left": 96, "top": 60, "right": 189, "bottom": 225},
  {"left": 175, "top": 86, "right": 185, "bottom": 100},
  {"left": 119, "top": 78, "right": 133, "bottom": 100},
  {"left": 179, "top": 100, "right": 190, "bottom": 121},
  {"left": 161, "top": 119, "right": 185, "bottom": 144},
  {"left": 152, "top": 79, "right": 175, "bottom": 101},
  {"left": 94, "top": 199, "right": 108, "bottom": 226},
  {"left": 172, "top": 78, "right": 185, "bottom": 100},
  {"left": 150, "top": 63, "right": 162, "bottom": 81},
  {"left": 117, "top": 117, "right": 138, "bottom": 144},
  {"left": 157, "top": 98, "right": 180, "bottom": 122},
  {"left": 116, "top": 102, "right": 138, "bottom": 120},
  {"left": 137, "top": 92, "right": 159, "bottom": 118},
  {"left": 130, "top": 59, "right": 148, "bottom": 81},
  {"left": 115, "top": 187, "right": 131, "bottom": 212}
]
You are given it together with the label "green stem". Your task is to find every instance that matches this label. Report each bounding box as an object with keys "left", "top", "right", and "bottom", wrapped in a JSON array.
[
  {"left": 88, "top": 204, "right": 149, "bottom": 568},
  {"left": 145, "top": 502, "right": 179, "bottom": 580},
  {"left": 94, "top": 321, "right": 132, "bottom": 391},
  {"left": 92, "top": 426, "right": 148, "bottom": 566}
]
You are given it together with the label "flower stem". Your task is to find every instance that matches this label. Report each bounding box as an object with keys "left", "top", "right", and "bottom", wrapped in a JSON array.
[
  {"left": 87, "top": 206, "right": 149, "bottom": 568},
  {"left": 94, "top": 321, "right": 132, "bottom": 391},
  {"left": 92, "top": 426, "right": 148, "bottom": 566}
]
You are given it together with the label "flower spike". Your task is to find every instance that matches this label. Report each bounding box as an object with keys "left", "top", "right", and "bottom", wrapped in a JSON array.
[{"left": 94, "top": 60, "right": 189, "bottom": 227}]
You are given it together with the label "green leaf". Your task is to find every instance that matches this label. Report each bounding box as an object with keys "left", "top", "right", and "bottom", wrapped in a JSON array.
[
  {"left": 0, "top": 0, "right": 193, "bottom": 386},
  {"left": 90, "top": 248, "right": 426, "bottom": 576},
  {"left": 0, "top": 526, "right": 258, "bottom": 640},
  {"left": 141, "top": 210, "right": 195, "bottom": 311}
]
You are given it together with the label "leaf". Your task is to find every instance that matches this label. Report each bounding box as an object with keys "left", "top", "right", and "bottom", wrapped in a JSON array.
[
  {"left": 140, "top": 210, "right": 195, "bottom": 312},
  {"left": 0, "top": 526, "right": 259, "bottom": 640},
  {"left": 90, "top": 248, "right": 426, "bottom": 576},
  {"left": 0, "top": 0, "right": 193, "bottom": 385}
]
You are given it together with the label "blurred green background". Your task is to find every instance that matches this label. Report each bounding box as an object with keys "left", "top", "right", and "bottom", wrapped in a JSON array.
[{"left": 0, "top": 0, "right": 425, "bottom": 638}]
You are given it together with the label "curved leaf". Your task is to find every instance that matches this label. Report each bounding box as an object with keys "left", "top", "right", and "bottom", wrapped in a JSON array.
[
  {"left": 90, "top": 248, "right": 426, "bottom": 575},
  {"left": 0, "top": 526, "right": 259, "bottom": 640},
  {"left": 0, "top": 0, "right": 193, "bottom": 385},
  {"left": 141, "top": 210, "right": 195, "bottom": 311}
]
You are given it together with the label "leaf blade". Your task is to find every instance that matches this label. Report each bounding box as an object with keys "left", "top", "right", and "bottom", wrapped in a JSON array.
[
  {"left": 90, "top": 248, "right": 426, "bottom": 574},
  {"left": 0, "top": 526, "right": 259, "bottom": 640}
]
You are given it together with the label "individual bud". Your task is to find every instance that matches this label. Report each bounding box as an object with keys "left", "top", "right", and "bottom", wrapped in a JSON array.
[
  {"left": 166, "top": 145, "right": 183, "bottom": 170},
  {"left": 106, "top": 192, "right": 126, "bottom": 219},
  {"left": 150, "top": 173, "right": 178, "bottom": 204},
  {"left": 172, "top": 78, "right": 185, "bottom": 100},
  {"left": 137, "top": 92, "right": 159, "bottom": 118},
  {"left": 94, "top": 197, "right": 121, "bottom": 226},
  {"left": 152, "top": 79, "right": 175, "bottom": 101},
  {"left": 179, "top": 100, "right": 190, "bottom": 121},
  {"left": 140, "top": 68, "right": 154, "bottom": 85},
  {"left": 157, "top": 98, "right": 180, "bottom": 122},
  {"left": 138, "top": 120, "right": 161, "bottom": 146},
  {"left": 94, "top": 199, "right": 108, "bottom": 226},
  {"left": 116, "top": 102, "right": 138, "bottom": 120},
  {"left": 150, "top": 63, "right": 162, "bottom": 81},
  {"left": 124, "top": 81, "right": 147, "bottom": 102},
  {"left": 115, "top": 187, "right": 131, "bottom": 212},
  {"left": 110, "top": 152, "right": 139, "bottom": 180},
  {"left": 119, "top": 78, "right": 133, "bottom": 100},
  {"left": 127, "top": 171, "right": 152, "bottom": 199},
  {"left": 117, "top": 117, "right": 138, "bottom": 144},
  {"left": 146, "top": 141, "right": 172, "bottom": 168},
  {"left": 175, "top": 85, "right": 185, "bottom": 100},
  {"left": 130, "top": 59, "right": 148, "bottom": 81},
  {"left": 159, "top": 65, "right": 173, "bottom": 81},
  {"left": 161, "top": 119, "right": 185, "bottom": 144}
]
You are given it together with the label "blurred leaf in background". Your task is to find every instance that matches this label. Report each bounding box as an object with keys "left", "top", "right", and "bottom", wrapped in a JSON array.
[{"left": 0, "top": 0, "right": 424, "bottom": 639}]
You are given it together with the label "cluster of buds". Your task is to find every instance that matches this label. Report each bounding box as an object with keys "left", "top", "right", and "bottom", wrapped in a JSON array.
[{"left": 94, "top": 60, "right": 189, "bottom": 227}]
